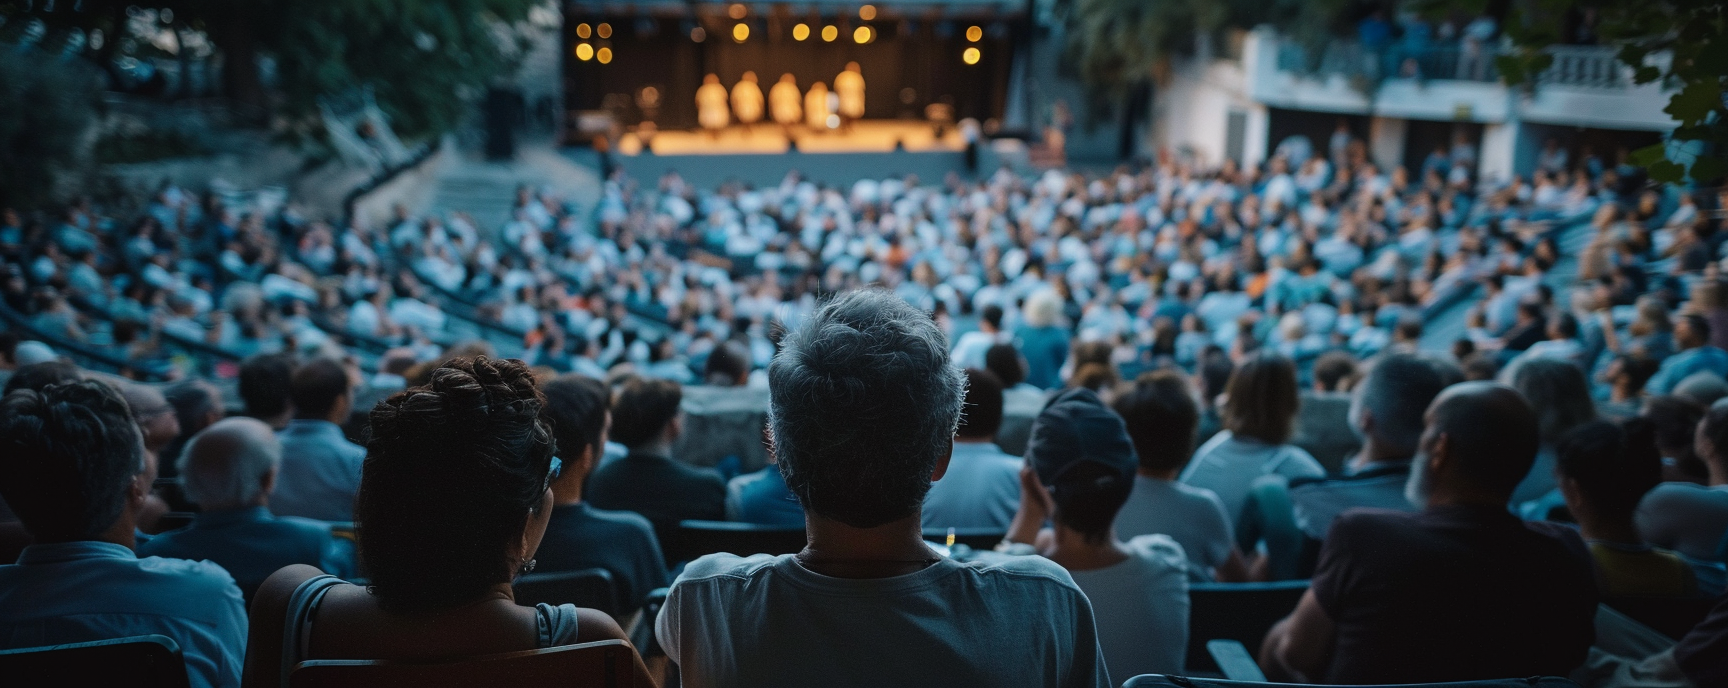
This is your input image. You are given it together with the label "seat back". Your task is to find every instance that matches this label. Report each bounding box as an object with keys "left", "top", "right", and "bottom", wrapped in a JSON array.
[
  {"left": 1121, "top": 676, "right": 1579, "bottom": 688},
  {"left": 922, "top": 527, "right": 1006, "bottom": 551},
  {"left": 0, "top": 634, "right": 189, "bottom": 688},
  {"left": 666, "top": 519, "right": 805, "bottom": 563},
  {"left": 1602, "top": 595, "right": 1716, "bottom": 640},
  {"left": 514, "top": 568, "right": 621, "bottom": 618},
  {"left": 1185, "top": 580, "right": 1310, "bottom": 673},
  {"left": 289, "top": 639, "right": 637, "bottom": 688}
]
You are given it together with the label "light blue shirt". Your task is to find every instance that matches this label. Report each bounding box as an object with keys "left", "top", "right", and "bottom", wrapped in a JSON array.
[
  {"left": 1647, "top": 346, "right": 1728, "bottom": 395},
  {"left": 0, "top": 541, "right": 247, "bottom": 688},
  {"left": 922, "top": 441, "right": 1022, "bottom": 530},
  {"left": 725, "top": 467, "right": 805, "bottom": 528},
  {"left": 274, "top": 420, "right": 367, "bottom": 522}
]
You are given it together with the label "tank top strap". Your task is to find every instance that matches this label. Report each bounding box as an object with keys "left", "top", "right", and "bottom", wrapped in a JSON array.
[
  {"left": 279, "top": 574, "right": 346, "bottom": 687},
  {"left": 535, "top": 602, "right": 584, "bottom": 648}
]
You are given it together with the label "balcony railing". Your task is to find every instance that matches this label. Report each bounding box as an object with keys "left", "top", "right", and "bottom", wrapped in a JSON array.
[{"left": 1274, "top": 38, "right": 1627, "bottom": 89}]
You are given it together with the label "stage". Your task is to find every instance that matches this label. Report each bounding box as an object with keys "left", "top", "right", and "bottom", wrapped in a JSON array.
[
  {"left": 598, "top": 119, "right": 993, "bottom": 188},
  {"left": 617, "top": 119, "right": 966, "bottom": 156}
]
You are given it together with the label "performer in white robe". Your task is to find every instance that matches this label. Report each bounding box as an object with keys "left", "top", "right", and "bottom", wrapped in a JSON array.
[
  {"left": 696, "top": 74, "right": 729, "bottom": 137},
  {"left": 769, "top": 73, "right": 802, "bottom": 135},
  {"left": 835, "top": 62, "right": 865, "bottom": 128},
  {"left": 805, "top": 81, "right": 830, "bottom": 131},
  {"left": 731, "top": 71, "right": 765, "bottom": 131}
]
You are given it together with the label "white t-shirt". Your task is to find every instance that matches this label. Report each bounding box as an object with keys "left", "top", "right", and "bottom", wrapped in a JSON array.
[
  {"left": 1636, "top": 482, "right": 1728, "bottom": 561},
  {"left": 1179, "top": 431, "right": 1326, "bottom": 529},
  {"left": 1114, "top": 476, "right": 1234, "bottom": 579},
  {"left": 657, "top": 552, "right": 1110, "bottom": 688},
  {"left": 1067, "top": 535, "right": 1191, "bottom": 679}
]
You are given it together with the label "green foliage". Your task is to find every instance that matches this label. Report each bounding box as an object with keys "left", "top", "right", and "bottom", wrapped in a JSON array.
[
  {"left": 0, "top": 53, "right": 98, "bottom": 208},
  {"left": 1421, "top": 0, "right": 1728, "bottom": 184}
]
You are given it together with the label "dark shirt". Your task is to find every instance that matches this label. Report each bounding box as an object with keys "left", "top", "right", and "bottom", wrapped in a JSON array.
[
  {"left": 1312, "top": 504, "right": 1597, "bottom": 684},
  {"left": 587, "top": 451, "right": 727, "bottom": 546},
  {"left": 137, "top": 506, "right": 352, "bottom": 600},
  {"left": 1675, "top": 591, "right": 1728, "bottom": 687},
  {"left": 535, "top": 502, "right": 669, "bottom": 610}
]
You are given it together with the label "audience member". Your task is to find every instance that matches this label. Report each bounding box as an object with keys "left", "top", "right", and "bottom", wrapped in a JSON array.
[
  {"left": 140, "top": 418, "right": 352, "bottom": 599},
  {"left": 161, "top": 379, "right": 225, "bottom": 475},
  {"left": 922, "top": 368, "right": 1021, "bottom": 530},
  {"left": 726, "top": 424, "right": 805, "bottom": 527},
  {"left": 702, "top": 342, "right": 752, "bottom": 387},
  {"left": 1180, "top": 352, "right": 1324, "bottom": 527},
  {"left": 1643, "top": 395, "right": 1709, "bottom": 483},
  {"left": 535, "top": 374, "right": 669, "bottom": 612},
  {"left": 1502, "top": 356, "right": 1598, "bottom": 514},
  {"left": 587, "top": 377, "right": 726, "bottom": 544},
  {"left": 238, "top": 353, "right": 296, "bottom": 430},
  {"left": 986, "top": 342, "right": 1045, "bottom": 455},
  {"left": 1112, "top": 371, "right": 1244, "bottom": 581},
  {"left": 1002, "top": 387, "right": 1189, "bottom": 678},
  {"left": 1648, "top": 314, "right": 1728, "bottom": 395},
  {"left": 1259, "top": 382, "right": 1596, "bottom": 683},
  {"left": 1599, "top": 354, "right": 1660, "bottom": 419},
  {"left": 273, "top": 358, "right": 366, "bottom": 522},
  {"left": 1288, "top": 353, "right": 1449, "bottom": 540},
  {"left": 1311, "top": 351, "right": 1358, "bottom": 393},
  {"left": 0, "top": 381, "right": 246, "bottom": 688},
  {"left": 245, "top": 357, "right": 649, "bottom": 685},
  {"left": 1555, "top": 418, "right": 1696, "bottom": 597},
  {"left": 1016, "top": 291, "right": 1069, "bottom": 390},
  {"left": 951, "top": 304, "right": 1006, "bottom": 371},
  {"left": 1637, "top": 399, "right": 1728, "bottom": 593},
  {"left": 1, "top": 360, "right": 80, "bottom": 397},
  {"left": 656, "top": 290, "right": 1108, "bottom": 687}
]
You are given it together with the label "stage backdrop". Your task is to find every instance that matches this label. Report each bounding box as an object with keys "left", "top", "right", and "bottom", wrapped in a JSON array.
[{"left": 563, "top": 12, "right": 1016, "bottom": 132}]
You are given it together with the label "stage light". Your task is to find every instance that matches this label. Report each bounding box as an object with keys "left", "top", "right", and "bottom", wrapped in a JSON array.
[
  {"left": 597, "top": 23, "right": 612, "bottom": 39},
  {"left": 792, "top": 23, "right": 810, "bottom": 41},
  {"left": 576, "top": 23, "right": 591, "bottom": 39},
  {"left": 728, "top": 4, "right": 747, "bottom": 19},
  {"left": 733, "top": 23, "right": 749, "bottom": 42},
  {"left": 827, "top": 114, "right": 840, "bottom": 129},
  {"left": 966, "top": 25, "right": 982, "bottom": 42},
  {"left": 575, "top": 43, "right": 594, "bottom": 61},
  {"left": 963, "top": 47, "right": 981, "bottom": 65},
  {"left": 859, "top": 5, "right": 876, "bottom": 20},
  {"left": 821, "top": 25, "right": 838, "bottom": 42},
  {"left": 853, "top": 26, "right": 872, "bottom": 44},
  {"left": 691, "top": 26, "right": 706, "bottom": 42},
  {"left": 597, "top": 47, "right": 613, "bottom": 64}
]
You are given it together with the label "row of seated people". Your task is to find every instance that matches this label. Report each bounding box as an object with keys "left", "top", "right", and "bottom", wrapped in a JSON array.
[{"left": 1, "top": 289, "right": 1726, "bottom": 687}]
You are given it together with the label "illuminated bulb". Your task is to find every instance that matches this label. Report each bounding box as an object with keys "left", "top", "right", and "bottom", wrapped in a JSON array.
[
  {"left": 597, "top": 47, "right": 613, "bottom": 64},
  {"left": 575, "top": 43, "right": 594, "bottom": 61},
  {"left": 733, "top": 23, "right": 749, "bottom": 42},
  {"left": 821, "top": 25, "right": 838, "bottom": 42},
  {"left": 826, "top": 114, "right": 840, "bottom": 129},
  {"left": 966, "top": 25, "right": 982, "bottom": 42},
  {"left": 792, "top": 23, "right": 810, "bottom": 41},
  {"left": 576, "top": 23, "right": 591, "bottom": 39},
  {"left": 854, "top": 26, "right": 872, "bottom": 43},
  {"left": 728, "top": 4, "right": 747, "bottom": 19},
  {"left": 691, "top": 26, "right": 706, "bottom": 42},
  {"left": 963, "top": 47, "right": 981, "bottom": 65},
  {"left": 597, "top": 23, "right": 612, "bottom": 39},
  {"left": 859, "top": 5, "right": 876, "bottom": 20}
]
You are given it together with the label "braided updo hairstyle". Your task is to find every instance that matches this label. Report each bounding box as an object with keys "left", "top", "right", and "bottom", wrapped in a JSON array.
[{"left": 355, "top": 356, "right": 556, "bottom": 614}]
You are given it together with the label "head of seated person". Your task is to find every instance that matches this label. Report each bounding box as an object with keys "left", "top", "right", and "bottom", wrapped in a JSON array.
[
  {"left": 178, "top": 417, "right": 281, "bottom": 513},
  {"left": 1405, "top": 381, "right": 1541, "bottom": 510},
  {"left": 984, "top": 343, "right": 1028, "bottom": 390},
  {"left": 954, "top": 368, "right": 1003, "bottom": 443},
  {"left": 542, "top": 374, "right": 610, "bottom": 505},
  {"left": 1028, "top": 388, "right": 1137, "bottom": 548},
  {"left": 239, "top": 353, "right": 296, "bottom": 429},
  {"left": 1223, "top": 351, "right": 1300, "bottom": 445},
  {"left": 1112, "top": 370, "right": 1200, "bottom": 480},
  {"left": 702, "top": 342, "right": 750, "bottom": 387},
  {"left": 609, "top": 377, "right": 681, "bottom": 455},
  {"left": 246, "top": 356, "right": 644, "bottom": 683},
  {"left": 0, "top": 380, "right": 153, "bottom": 545},
  {"left": 770, "top": 289, "right": 963, "bottom": 574},
  {"left": 1555, "top": 418, "right": 1668, "bottom": 547},
  {"left": 1, "top": 360, "right": 81, "bottom": 397},
  {"left": 291, "top": 358, "right": 353, "bottom": 426},
  {"left": 1349, "top": 353, "right": 1449, "bottom": 470}
]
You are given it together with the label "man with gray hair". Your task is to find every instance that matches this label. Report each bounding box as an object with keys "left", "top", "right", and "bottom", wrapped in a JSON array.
[
  {"left": 1287, "top": 353, "right": 1453, "bottom": 541},
  {"left": 140, "top": 417, "right": 351, "bottom": 599},
  {"left": 657, "top": 289, "right": 1109, "bottom": 688}
]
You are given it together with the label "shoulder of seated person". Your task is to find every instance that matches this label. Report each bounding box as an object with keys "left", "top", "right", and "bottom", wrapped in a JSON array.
[
  {"left": 1121, "top": 533, "right": 1190, "bottom": 569},
  {"left": 136, "top": 551, "right": 239, "bottom": 581},
  {"left": 673, "top": 552, "right": 782, "bottom": 583},
  {"left": 960, "top": 550, "right": 1082, "bottom": 585}
]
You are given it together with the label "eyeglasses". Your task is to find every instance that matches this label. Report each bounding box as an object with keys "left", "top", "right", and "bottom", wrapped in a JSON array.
[{"left": 545, "top": 457, "right": 563, "bottom": 487}]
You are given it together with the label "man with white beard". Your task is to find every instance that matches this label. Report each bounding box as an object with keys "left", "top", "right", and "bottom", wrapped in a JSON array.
[{"left": 1260, "top": 382, "right": 1598, "bottom": 685}]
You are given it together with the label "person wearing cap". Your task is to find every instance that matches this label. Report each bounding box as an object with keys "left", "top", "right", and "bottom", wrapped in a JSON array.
[
  {"left": 655, "top": 289, "right": 1109, "bottom": 688},
  {"left": 999, "top": 387, "right": 1191, "bottom": 679}
]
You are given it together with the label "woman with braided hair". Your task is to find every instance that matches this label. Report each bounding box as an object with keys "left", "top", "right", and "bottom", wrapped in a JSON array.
[{"left": 242, "top": 356, "right": 652, "bottom": 687}]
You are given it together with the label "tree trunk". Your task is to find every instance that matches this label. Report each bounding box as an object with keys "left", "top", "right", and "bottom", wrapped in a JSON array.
[{"left": 210, "top": 9, "right": 267, "bottom": 123}]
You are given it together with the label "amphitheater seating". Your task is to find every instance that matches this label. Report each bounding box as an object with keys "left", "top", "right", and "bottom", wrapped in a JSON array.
[
  {"left": 288, "top": 639, "right": 639, "bottom": 688},
  {"left": 0, "top": 634, "right": 190, "bottom": 688}
]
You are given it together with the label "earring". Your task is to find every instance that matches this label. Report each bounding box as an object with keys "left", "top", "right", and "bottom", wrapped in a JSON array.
[{"left": 518, "top": 558, "right": 537, "bottom": 575}]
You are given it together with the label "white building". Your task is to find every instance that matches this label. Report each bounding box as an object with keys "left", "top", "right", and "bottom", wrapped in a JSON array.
[{"left": 1156, "top": 26, "right": 1677, "bottom": 181}]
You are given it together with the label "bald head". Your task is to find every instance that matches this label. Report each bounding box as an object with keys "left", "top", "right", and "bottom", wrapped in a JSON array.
[
  {"left": 178, "top": 417, "right": 282, "bottom": 511},
  {"left": 1421, "top": 381, "right": 1541, "bottom": 502}
]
